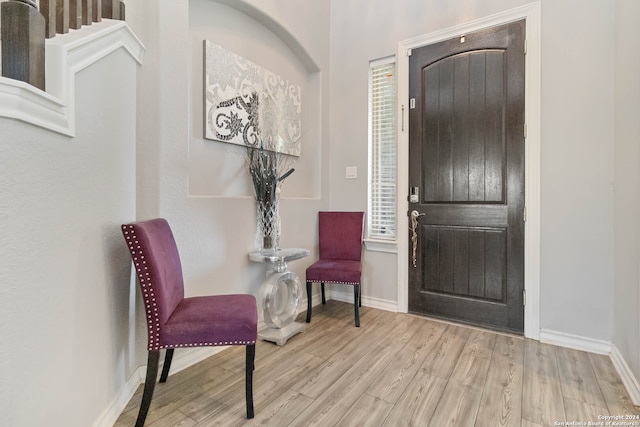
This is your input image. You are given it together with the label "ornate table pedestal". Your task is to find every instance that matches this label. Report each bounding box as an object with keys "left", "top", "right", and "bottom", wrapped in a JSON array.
[{"left": 249, "top": 248, "right": 310, "bottom": 346}]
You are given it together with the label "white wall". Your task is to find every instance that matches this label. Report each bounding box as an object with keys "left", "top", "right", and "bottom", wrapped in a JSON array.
[
  {"left": 0, "top": 48, "right": 138, "bottom": 426},
  {"left": 188, "top": 0, "right": 321, "bottom": 200},
  {"left": 126, "top": 0, "right": 330, "bottom": 308},
  {"left": 330, "top": 0, "right": 616, "bottom": 341},
  {"left": 613, "top": 0, "right": 640, "bottom": 384},
  {"left": 539, "top": 0, "right": 614, "bottom": 342}
]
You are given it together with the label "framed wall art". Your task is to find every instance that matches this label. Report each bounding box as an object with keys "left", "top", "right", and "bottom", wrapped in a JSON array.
[{"left": 203, "top": 40, "right": 302, "bottom": 156}]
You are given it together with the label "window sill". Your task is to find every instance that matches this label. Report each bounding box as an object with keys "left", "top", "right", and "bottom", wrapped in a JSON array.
[{"left": 364, "top": 239, "right": 397, "bottom": 254}]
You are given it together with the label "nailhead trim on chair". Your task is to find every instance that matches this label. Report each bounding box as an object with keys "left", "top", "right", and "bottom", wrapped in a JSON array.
[
  {"left": 123, "top": 224, "right": 257, "bottom": 350},
  {"left": 123, "top": 224, "right": 163, "bottom": 351},
  {"left": 158, "top": 341, "right": 256, "bottom": 349},
  {"left": 308, "top": 280, "right": 360, "bottom": 285}
]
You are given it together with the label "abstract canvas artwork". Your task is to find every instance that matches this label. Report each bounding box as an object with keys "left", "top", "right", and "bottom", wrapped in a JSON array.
[{"left": 204, "top": 40, "right": 302, "bottom": 156}]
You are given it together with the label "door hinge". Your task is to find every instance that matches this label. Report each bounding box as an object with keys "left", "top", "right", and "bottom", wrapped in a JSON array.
[
  {"left": 410, "top": 98, "right": 416, "bottom": 109},
  {"left": 523, "top": 206, "right": 527, "bottom": 222},
  {"left": 524, "top": 39, "right": 527, "bottom": 55},
  {"left": 407, "top": 48, "right": 412, "bottom": 57},
  {"left": 523, "top": 289, "right": 526, "bottom": 305},
  {"left": 524, "top": 123, "right": 527, "bottom": 139}
]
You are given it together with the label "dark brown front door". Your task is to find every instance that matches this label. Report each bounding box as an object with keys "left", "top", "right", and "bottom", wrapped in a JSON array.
[{"left": 408, "top": 20, "right": 525, "bottom": 333}]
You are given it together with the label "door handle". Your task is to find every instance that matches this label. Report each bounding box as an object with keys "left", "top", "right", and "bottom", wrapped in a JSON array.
[{"left": 410, "top": 210, "right": 425, "bottom": 267}]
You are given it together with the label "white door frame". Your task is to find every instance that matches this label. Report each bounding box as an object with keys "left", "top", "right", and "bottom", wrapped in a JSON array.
[{"left": 396, "top": 2, "right": 541, "bottom": 339}]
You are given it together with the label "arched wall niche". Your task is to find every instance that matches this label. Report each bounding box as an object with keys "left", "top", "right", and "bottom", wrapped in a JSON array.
[
  {"left": 188, "top": 0, "right": 323, "bottom": 200},
  {"left": 213, "top": 0, "right": 320, "bottom": 73}
]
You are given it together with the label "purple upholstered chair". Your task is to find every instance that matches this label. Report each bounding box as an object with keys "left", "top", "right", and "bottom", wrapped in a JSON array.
[
  {"left": 305, "top": 211, "right": 365, "bottom": 327},
  {"left": 121, "top": 218, "right": 257, "bottom": 427}
]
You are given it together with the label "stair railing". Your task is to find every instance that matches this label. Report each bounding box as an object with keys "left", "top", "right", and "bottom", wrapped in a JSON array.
[{"left": 1, "top": 0, "right": 125, "bottom": 91}]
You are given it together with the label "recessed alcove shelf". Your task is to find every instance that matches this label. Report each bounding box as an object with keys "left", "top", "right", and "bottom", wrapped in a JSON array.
[{"left": 0, "top": 19, "right": 144, "bottom": 136}]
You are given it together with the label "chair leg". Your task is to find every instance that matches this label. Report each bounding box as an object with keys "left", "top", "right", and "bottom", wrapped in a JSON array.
[
  {"left": 159, "top": 348, "right": 174, "bottom": 383},
  {"left": 359, "top": 284, "right": 362, "bottom": 307},
  {"left": 246, "top": 344, "right": 256, "bottom": 419},
  {"left": 354, "top": 285, "right": 360, "bottom": 327},
  {"left": 321, "top": 282, "right": 326, "bottom": 304},
  {"left": 306, "top": 281, "right": 312, "bottom": 323},
  {"left": 136, "top": 350, "right": 160, "bottom": 427}
]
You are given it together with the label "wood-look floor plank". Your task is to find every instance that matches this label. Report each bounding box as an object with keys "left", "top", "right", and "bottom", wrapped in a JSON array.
[
  {"left": 556, "top": 346, "right": 607, "bottom": 408},
  {"left": 290, "top": 310, "right": 403, "bottom": 399},
  {"left": 381, "top": 373, "right": 448, "bottom": 426},
  {"left": 521, "top": 419, "right": 544, "bottom": 427},
  {"left": 425, "top": 326, "right": 497, "bottom": 426},
  {"left": 215, "top": 340, "right": 283, "bottom": 374},
  {"left": 300, "top": 308, "right": 381, "bottom": 360},
  {"left": 245, "top": 390, "right": 314, "bottom": 427},
  {"left": 366, "top": 318, "right": 447, "bottom": 403},
  {"left": 147, "top": 410, "right": 196, "bottom": 427},
  {"left": 336, "top": 393, "right": 394, "bottom": 427},
  {"left": 386, "top": 314, "right": 425, "bottom": 346},
  {"left": 177, "top": 375, "right": 244, "bottom": 423},
  {"left": 280, "top": 310, "right": 352, "bottom": 356},
  {"left": 114, "top": 364, "right": 237, "bottom": 427},
  {"left": 185, "top": 345, "right": 324, "bottom": 423},
  {"left": 589, "top": 353, "right": 640, "bottom": 417},
  {"left": 522, "top": 339, "right": 566, "bottom": 426},
  {"left": 420, "top": 323, "right": 471, "bottom": 379},
  {"left": 287, "top": 322, "right": 404, "bottom": 426},
  {"left": 192, "top": 308, "right": 343, "bottom": 426},
  {"left": 122, "top": 350, "right": 234, "bottom": 408},
  {"left": 288, "top": 346, "right": 396, "bottom": 426},
  {"left": 449, "top": 329, "right": 496, "bottom": 388},
  {"left": 180, "top": 342, "right": 309, "bottom": 422},
  {"left": 290, "top": 354, "right": 353, "bottom": 399},
  {"left": 475, "top": 334, "right": 524, "bottom": 427},
  {"left": 112, "top": 301, "right": 640, "bottom": 427},
  {"left": 251, "top": 352, "right": 322, "bottom": 416},
  {"left": 563, "top": 397, "right": 609, "bottom": 424},
  {"left": 192, "top": 402, "right": 246, "bottom": 426},
  {"left": 427, "top": 380, "right": 483, "bottom": 427}
]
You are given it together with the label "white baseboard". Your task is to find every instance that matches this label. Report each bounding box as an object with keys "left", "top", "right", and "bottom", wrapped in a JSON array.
[
  {"left": 610, "top": 344, "right": 640, "bottom": 406},
  {"left": 299, "top": 288, "right": 328, "bottom": 311},
  {"left": 539, "top": 329, "right": 640, "bottom": 406},
  {"left": 92, "top": 365, "right": 145, "bottom": 427},
  {"left": 539, "top": 328, "right": 612, "bottom": 355},
  {"left": 93, "top": 346, "right": 227, "bottom": 427},
  {"left": 329, "top": 289, "right": 398, "bottom": 312}
]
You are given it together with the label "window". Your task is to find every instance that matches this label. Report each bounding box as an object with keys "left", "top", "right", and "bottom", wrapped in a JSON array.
[{"left": 368, "top": 57, "right": 397, "bottom": 241}]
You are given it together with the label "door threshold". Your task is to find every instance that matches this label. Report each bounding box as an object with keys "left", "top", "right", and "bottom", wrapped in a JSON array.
[{"left": 407, "top": 311, "right": 524, "bottom": 339}]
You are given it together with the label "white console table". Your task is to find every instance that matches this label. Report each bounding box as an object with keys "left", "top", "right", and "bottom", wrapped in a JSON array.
[{"left": 249, "top": 248, "right": 310, "bottom": 345}]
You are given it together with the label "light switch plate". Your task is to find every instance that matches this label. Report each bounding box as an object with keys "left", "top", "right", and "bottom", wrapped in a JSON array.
[{"left": 345, "top": 166, "right": 357, "bottom": 179}]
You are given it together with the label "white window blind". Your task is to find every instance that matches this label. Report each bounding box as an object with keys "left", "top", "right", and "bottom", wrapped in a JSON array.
[{"left": 368, "top": 58, "right": 397, "bottom": 240}]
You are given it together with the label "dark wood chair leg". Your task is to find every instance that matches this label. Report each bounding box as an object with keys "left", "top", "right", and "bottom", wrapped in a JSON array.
[
  {"left": 306, "top": 281, "right": 312, "bottom": 323},
  {"left": 245, "top": 344, "right": 256, "bottom": 419},
  {"left": 136, "top": 350, "right": 160, "bottom": 427},
  {"left": 321, "top": 282, "right": 326, "bottom": 304},
  {"left": 159, "top": 348, "right": 174, "bottom": 383},
  {"left": 359, "top": 284, "right": 362, "bottom": 307},
  {"left": 354, "top": 285, "right": 360, "bottom": 327}
]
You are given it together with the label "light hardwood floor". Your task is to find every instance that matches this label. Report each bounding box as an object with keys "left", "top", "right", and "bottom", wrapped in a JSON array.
[{"left": 114, "top": 301, "right": 639, "bottom": 427}]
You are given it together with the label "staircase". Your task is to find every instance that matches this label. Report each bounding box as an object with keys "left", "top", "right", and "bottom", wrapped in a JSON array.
[{"left": 1, "top": 0, "right": 125, "bottom": 91}]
